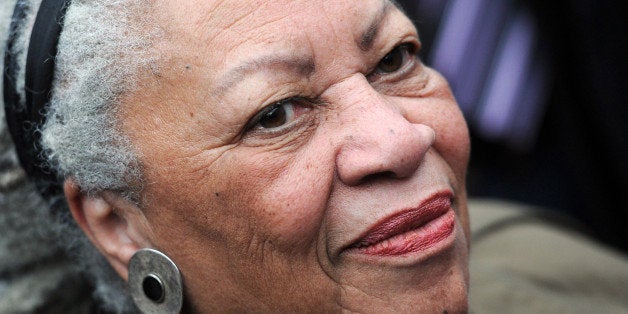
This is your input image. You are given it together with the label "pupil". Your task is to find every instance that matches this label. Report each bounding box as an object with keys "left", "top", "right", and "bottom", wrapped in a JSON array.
[
  {"left": 379, "top": 47, "right": 403, "bottom": 73},
  {"left": 260, "top": 105, "right": 287, "bottom": 128}
]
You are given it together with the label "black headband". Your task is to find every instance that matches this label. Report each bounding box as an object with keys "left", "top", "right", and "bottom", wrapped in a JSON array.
[{"left": 3, "top": 0, "right": 71, "bottom": 199}]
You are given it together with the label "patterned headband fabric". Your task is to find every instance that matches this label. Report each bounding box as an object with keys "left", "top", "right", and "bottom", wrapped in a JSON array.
[{"left": 3, "top": 0, "right": 71, "bottom": 199}]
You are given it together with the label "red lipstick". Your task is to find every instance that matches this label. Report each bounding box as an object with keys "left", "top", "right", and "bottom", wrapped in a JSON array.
[{"left": 348, "top": 191, "right": 455, "bottom": 256}]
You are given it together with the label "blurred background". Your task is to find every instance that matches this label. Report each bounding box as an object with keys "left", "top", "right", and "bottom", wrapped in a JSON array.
[{"left": 397, "top": 0, "right": 627, "bottom": 252}]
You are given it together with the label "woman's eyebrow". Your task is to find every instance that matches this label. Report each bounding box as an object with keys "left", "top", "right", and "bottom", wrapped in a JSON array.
[
  {"left": 213, "top": 0, "right": 395, "bottom": 96},
  {"left": 213, "top": 55, "right": 316, "bottom": 96},
  {"left": 358, "top": 0, "right": 396, "bottom": 51}
]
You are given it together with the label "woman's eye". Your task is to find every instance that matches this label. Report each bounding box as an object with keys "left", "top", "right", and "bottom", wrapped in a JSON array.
[
  {"left": 246, "top": 98, "right": 312, "bottom": 133},
  {"left": 258, "top": 102, "right": 295, "bottom": 129},
  {"left": 375, "top": 43, "right": 416, "bottom": 74}
]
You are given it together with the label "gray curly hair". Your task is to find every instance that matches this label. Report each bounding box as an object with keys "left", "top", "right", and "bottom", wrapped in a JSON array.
[{"left": 1, "top": 0, "right": 162, "bottom": 312}]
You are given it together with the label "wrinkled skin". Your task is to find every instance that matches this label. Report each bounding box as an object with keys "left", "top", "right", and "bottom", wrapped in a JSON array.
[{"left": 82, "top": 0, "right": 471, "bottom": 312}]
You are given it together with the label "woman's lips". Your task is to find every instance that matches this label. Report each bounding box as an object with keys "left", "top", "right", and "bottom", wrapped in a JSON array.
[{"left": 346, "top": 191, "right": 455, "bottom": 257}]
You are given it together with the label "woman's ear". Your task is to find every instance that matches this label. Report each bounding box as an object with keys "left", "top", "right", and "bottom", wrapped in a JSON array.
[{"left": 63, "top": 178, "right": 153, "bottom": 281}]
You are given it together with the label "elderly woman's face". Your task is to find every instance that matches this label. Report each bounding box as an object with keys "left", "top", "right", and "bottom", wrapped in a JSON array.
[{"left": 121, "top": 0, "right": 470, "bottom": 311}]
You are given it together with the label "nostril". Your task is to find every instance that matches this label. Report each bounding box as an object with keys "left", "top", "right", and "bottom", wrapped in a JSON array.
[{"left": 358, "top": 171, "right": 397, "bottom": 184}]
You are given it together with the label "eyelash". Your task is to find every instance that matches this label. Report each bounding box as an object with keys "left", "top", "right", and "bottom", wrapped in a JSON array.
[{"left": 244, "top": 97, "right": 318, "bottom": 134}]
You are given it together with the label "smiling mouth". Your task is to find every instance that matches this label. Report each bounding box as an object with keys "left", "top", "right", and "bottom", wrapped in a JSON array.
[{"left": 346, "top": 191, "right": 455, "bottom": 256}]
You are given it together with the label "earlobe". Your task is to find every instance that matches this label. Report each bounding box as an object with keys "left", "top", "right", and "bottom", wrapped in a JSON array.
[{"left": 63, "top": 179, "right": 151, "bottom": 281}]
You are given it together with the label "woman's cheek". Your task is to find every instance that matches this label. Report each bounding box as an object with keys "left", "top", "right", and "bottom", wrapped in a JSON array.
[
  {"left": 226, "top": 146, "right": 332, "bottom": 251},
  {"left": 434, "top": 106, "right": 470, "bottom": 179},
  {"left": 420, "top": 70, "right": 470, "bottom": 179}
]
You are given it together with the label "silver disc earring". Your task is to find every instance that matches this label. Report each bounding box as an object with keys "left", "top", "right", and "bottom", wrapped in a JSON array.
[{"left": 129, "top": 248, "right": 183, "bottom": 313}]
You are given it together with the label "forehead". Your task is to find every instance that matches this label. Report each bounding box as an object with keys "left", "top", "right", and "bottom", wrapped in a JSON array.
[
  {"left": 160, "top": 0, "right": 390, "bottom": 35},
  {"left": 150, "top": 0, "right": 410, "bottom": 96},
  {"left": 155, "top": 0, "right": 399, "bottom": 60}
]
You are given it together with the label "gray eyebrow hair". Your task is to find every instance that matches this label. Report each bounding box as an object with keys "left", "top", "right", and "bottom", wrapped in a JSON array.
[
  {"left": 213, "top": 0, "right": 396, "bottom": 96},
  {"left": 213, "top": 55, "right": 316, "bottom": 96},
  {"left": 358, "top": 0, "right": 396, "bottom": 51}
]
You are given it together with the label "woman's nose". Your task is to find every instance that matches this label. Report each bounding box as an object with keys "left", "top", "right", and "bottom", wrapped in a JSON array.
[{"left": 333, "top": 80, "right": 435, "bottom": 186}]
